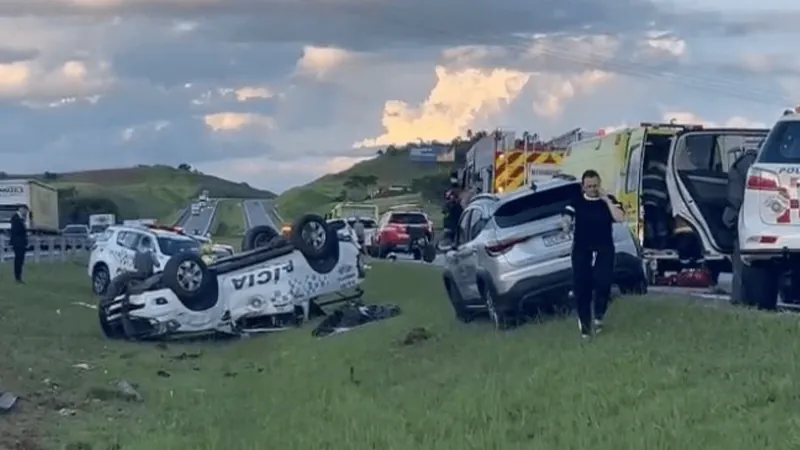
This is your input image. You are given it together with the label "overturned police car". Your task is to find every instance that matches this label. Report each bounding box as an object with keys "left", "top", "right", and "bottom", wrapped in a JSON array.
[{"left": 98, "top": 214, "right": 367, "bottom": 340}]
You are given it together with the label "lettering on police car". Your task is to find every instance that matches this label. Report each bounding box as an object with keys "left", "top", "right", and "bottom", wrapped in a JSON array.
[
  {"left": 231, "top": 261, "right": 294, "bottom": 291},
  {"left": 777, "top": 167, "right": 800, "bottom": 174}
]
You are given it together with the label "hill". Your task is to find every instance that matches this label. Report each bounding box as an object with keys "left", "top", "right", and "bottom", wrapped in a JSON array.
[
  {"left": 275, "top": 139, "right": 479, "bottom": 222},
  {"left": 8, "top": 165, "right": 276, "bottom": 226}
]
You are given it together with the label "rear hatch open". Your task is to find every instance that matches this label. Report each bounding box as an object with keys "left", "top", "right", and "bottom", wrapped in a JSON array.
[
  {"left": 489, "top": 183, "right": 579, "bottom": 267},
  {"left": 388, "top": 213, "right": 431, "bottom": 240}
]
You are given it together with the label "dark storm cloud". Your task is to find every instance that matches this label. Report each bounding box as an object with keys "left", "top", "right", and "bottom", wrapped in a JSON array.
[{"left": 0, "top": 47, "right": 39, "bottom": 63}]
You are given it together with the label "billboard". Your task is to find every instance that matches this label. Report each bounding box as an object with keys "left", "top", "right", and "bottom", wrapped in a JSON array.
[{"left": 409, "top": 146, "right": 451, "bottom": 163}]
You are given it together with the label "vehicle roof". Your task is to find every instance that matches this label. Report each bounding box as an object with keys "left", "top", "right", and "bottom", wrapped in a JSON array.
[{"left": 108, "top": 224, "right": 195, "bottom": 240}]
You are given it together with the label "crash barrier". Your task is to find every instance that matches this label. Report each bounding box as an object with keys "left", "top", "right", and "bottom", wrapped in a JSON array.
[{"left": 0, "top": 236, "right": 92, "bottom": 264}]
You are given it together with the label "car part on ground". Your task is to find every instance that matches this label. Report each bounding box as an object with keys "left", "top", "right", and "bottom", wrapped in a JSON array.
[
  {"left": 311, "top": 303, "right": 401, "bottom": 338},
  {"left": 97, "top": 213, "right": 368, "bottom": 340},
  {"left": 440, "top": 177, "right": 647, "bottom": 330}
]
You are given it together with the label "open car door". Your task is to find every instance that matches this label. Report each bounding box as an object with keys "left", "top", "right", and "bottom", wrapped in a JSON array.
[
  {"left": 667, "top": 128, "right": 769, "bottom": 255},
  {"left": 618, "top": 127, "right": 647, "bottom": 240}
]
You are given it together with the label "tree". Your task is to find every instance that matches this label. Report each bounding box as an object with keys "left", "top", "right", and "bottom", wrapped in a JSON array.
[
  {"left": 43, "top": 171, "right": 59, "bottom": 180},
  {"left": 177, "top": 163, "right": 192, "bottom": 171}
]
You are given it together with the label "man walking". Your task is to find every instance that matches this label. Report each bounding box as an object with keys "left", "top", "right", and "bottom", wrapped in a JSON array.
[
  {"left": 9, "top": 205, "right": 29, "bottom": 284},
  {"left": 562, "top": 170, "right": 625, "bottom": 339}
]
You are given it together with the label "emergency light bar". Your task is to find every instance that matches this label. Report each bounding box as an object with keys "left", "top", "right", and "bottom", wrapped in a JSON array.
[
  {"left": 640, "top": 122, "right": 703, "bottom": 131},
  {"left": 145, "top": 224, "right": 186, "bottom": 235}
]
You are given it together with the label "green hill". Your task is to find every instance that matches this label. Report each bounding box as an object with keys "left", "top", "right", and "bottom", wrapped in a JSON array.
[
  {"left": 275, "top": 140, "right": 479, "bottom": 222},
  {"left": 9, "top": 165, "right": 275, "bottom": 226}
]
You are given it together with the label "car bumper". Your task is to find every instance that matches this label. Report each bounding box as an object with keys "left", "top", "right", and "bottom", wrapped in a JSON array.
[{"left": 490, "top": 251, "right": 645, "bottom": 311}]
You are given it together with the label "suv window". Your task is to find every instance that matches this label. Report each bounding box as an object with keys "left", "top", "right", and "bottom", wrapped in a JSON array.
[
  {"left": 469, "top": 209, "right": 488, "bottom": 238},
  {"left": 157, "top": 237, "right": 200, "bottom": 256},
  {"left": 494, "top": 184, "right": 581, "bottom": 229},
  {"left": 63, "top": 225, "right": 88, "bottom": 235},
  {"left": 758, "top": 121, "right": 800, "bottom": 163},
  {"left": 456, "top": 210, "right": 473, "bottom": 245},
  {"left": 116, "top": 231, "right": 140, "bottom": 249},
  {"left": 389, "top": 213, "right": 428, "bottom": 224}
]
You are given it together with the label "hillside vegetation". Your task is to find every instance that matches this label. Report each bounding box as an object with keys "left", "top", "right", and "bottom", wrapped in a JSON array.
[
  {"left": 275, "top": 139, "right": 478, "bottom": 222},
  {"left": 9, "top": 165, "right": 275, "bottom": 226}
]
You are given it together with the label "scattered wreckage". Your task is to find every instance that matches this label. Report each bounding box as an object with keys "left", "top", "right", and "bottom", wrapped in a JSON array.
[{"left": 98, "top": 214, "right": 368, "bottom": 340}]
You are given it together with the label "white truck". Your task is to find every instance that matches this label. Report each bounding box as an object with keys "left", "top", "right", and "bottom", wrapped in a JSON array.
[
  {"left": 89, "top": 213, "right": 116, "bottom": 237},
  {"left": 0, "top": 179, "right": 59, "bottom": 235}
]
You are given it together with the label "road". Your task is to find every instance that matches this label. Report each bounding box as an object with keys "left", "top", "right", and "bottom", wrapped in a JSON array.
[
  {"left": 243, "top": 200, "right": 281, "bottom": 229},
  {"left": 177, "top": 200, "right": 218, "bottom": 235}
]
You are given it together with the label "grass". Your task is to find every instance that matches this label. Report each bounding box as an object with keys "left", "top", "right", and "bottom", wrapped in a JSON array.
[
  {"left": 12, "top": 165, "right": 276, "bottom": 224},
  {"left": 275, "top": 151, "right": 454, "bottom": 221},
  {"left": 2, "top": 262, "right": 800, "bottom": 449},
  {"left": 210, "top": 200, "right": 245, "bottom": 238}
]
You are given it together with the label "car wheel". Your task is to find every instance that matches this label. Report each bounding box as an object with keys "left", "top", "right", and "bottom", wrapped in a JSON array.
[
  {"left": 740, "top": 261, "right": 781, "bottom": 310},
  {"left": 480, "top": 283, "right": 515, "bottom": 330},
  {"left": 163, "top": 252, "right": 210, "bottom": 299},
  {"left": 422, "top": 245, "right": 436, "bottom": 263},
  {"left": 618, "top": 276, "right": 648, "bottom": 295},
  {"left": 444, "top": 277, "right": 473, "bottom": 323},
  {"left": 242, "top": 225, "right": 280, "bottom": 251},
  {"left": 92, "top": 264, "right": 110, "bottom": 296},
  {"left": 292, "top": 214, "right": 336, "bottom": 260}
]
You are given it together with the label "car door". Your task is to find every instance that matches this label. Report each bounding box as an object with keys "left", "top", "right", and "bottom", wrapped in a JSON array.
[
  {"left": 667, "top": 129, "right": 769, "bottom": 255},
  {"left": 112, "top": 231, "right": 139, "bottom": 275},
  {"left": 451, "top": 208, "right": 485, "bottom": 303},
  {"left": 446, "top": 209, "right": 474, "bottom": 294},
  {"left": 618, "top": 127, "right": 646, "bottom": 239}
]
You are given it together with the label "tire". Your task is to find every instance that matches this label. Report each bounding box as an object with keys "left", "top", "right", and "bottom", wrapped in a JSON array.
[
  {"left": 740, "top": 261, "right": 781, "bottom": 310},
  {"left": 242, "top": 225, "right": 280, "bottom": 251},
  {"left": 618, "top": 276, "right": 648, "bottom": 295},
  {"left": 444, "top": 277, "right": 473, "bottom": 323},
  {"left": 163, "top": 252, "right": 211, "bottom": 300},
  {"left": 92, "top": 263, "right": 110, "bottom": 296},
  {"left": 479, "top": 282, "right": 515, "bottom": 330},
  {"left": 422, "top": 245, "right": 436, "bottom": 263},
  {"left": 292, "top": 214, "right": 336, "bottom": 260},
  {"left": 98, "top": 272, "right": 139, "bottom": 339}
]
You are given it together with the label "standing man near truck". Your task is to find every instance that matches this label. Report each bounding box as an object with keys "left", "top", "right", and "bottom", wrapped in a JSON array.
[{"left": 10, "top": 205, "right": 28, "bottom": 284}]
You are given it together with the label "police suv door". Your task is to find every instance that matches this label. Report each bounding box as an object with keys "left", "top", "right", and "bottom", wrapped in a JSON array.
[{"left": 112, "top": 231, "right": 139, "bottom": 275}]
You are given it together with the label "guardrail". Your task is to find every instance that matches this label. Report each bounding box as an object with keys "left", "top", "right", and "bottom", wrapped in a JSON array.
[{"left": 0, "top": 236, "right": 92, "bottom": 263}]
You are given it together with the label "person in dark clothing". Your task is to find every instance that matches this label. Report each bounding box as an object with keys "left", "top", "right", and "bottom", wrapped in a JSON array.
[
  {"left": 562, "top": 170, "right": 625, "bottom": 339},
  {"left": 9, "top": 206, "right": 29, "bottom": 283},
  {"left": 724, "top": 149, "right": 764, "bottom": 308}
]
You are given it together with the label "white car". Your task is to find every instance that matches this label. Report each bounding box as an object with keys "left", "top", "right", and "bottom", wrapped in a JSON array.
[
  {"left": 97, "top": 214, "right": 367, "bottom": 340},
  {"left": 89, "top": 225, "right": 201, "bottom": 296},
  {"left": 191, "top": 203, "right": 201, "bottom": 215},
  {"left": 736, "top": 109, "right": 800, "bottom": 305}
]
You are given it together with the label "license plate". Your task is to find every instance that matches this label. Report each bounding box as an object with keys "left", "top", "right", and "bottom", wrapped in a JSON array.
[{"left": 543, "top": 232, "right": 571, "bottom": 247}]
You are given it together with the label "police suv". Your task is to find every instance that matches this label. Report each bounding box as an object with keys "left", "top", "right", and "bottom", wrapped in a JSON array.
[
  {"left": 736, "top": 108, "right": 800, "bottom": 306},
  {"left": 89, "top": 224, "right": 201, "bottom": 295}
]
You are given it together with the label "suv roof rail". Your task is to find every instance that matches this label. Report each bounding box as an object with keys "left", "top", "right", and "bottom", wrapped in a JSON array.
[
  {"left": 470, "top": 193, "right": 498, "bottom": 202},
  {"left": 552, "top": 173, "right": 577, "bottom": 181},
  {"left": 640, "top": 121, "right": 703, "bottom": 131}
]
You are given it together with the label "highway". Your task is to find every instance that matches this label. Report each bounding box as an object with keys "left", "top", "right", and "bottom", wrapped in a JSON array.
[
  {"left": 243, "top": 200, "right": 281, "bottom": 229},
  {"left": 177, "top": 200, "right": 218, "bottom": 235}
]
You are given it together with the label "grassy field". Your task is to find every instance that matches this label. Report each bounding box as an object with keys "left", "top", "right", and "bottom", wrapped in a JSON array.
[
  {"left": 210, "top": 200, "right": 246, "bottom": 238},
  {"left": 15, "top": 165, "right": 275, "bottom": 224},
  {"left": 2, "top": 262, "right": 799, "bottom": 449},
  {"left": 275, "top": 151, "right": 454, "bottom": 221}
]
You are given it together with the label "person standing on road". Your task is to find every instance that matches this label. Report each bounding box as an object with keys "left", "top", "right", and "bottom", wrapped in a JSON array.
[
  {"left": 562, "top": 170, "right": 625, "bottom": 339},
  {"left": 9, "top": 205, "right": 29, "bottom": 284}
]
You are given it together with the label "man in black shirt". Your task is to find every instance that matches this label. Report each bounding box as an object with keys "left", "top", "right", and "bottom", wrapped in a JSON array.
[
  {"left": 9, "top": 205, "right": 29, "bottom": 283},
  {"left": 562, "top": 170, "right": 624, "bottom": 339}
]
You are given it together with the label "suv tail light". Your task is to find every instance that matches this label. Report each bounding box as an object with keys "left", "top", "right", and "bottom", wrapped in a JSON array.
[
  {"left": 746, "top": 169, "right": 782, "bottom": 193},
  {"left": 485, "top": 236, "right": 531, "bottom": 257}
]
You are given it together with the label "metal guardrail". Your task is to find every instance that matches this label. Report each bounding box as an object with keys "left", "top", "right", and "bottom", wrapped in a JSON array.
[{"left": 0, "top": 236, "right": 92, "bottom": 263}]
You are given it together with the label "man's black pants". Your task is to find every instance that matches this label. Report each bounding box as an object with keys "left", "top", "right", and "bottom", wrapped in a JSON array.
[
  {"left": 572, "top": 244, "right": 615, "bottom": 333},
  {"left": 12, "top": 245, "right": 25, "bottom": 282}
]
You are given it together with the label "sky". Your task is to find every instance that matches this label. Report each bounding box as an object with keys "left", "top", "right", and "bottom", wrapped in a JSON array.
[{"left": 1, "top": 0, "right": 799, "bottom": 193}]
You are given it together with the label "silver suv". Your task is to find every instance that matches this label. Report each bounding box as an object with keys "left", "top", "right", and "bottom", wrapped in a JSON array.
[{"left": 441, "top": 176, "right": 646, "bottom": 329}]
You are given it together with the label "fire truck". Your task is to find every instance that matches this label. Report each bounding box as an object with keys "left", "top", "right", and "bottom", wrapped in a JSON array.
[{"left": 455, "top": 128, "right": 598, "bottom": 194}]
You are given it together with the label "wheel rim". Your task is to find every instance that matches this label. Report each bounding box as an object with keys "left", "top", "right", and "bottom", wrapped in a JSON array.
[
  {"left": 94, "top": 270, "right": 108, "bottom": 293},
  {"left": 253, "top": 233, "right": 271, "bottom": 247},
  {"left": 176, "top": 260, "right": 203, "bottom": 292},
  {"left": 485, "top": 291, "right": 500, "bottom": 328},
  {"left": 302, "top": 222, "right": 326, "bottom": 251}
]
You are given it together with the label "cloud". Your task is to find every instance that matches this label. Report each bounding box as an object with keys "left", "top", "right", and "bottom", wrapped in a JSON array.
[{"left": 0, "top": 0, "right": 793, "bottom": 195}]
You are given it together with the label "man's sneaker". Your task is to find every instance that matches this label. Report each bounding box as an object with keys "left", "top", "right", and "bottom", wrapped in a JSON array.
[
  {"left": 593, "top": 319, "right": 604, "bottom": 333},
  {"left": 578, "top": 318, "right": 592, "bottom": 339}
]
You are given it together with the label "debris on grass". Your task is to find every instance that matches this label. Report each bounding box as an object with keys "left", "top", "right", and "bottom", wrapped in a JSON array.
[
  {"left": 399, "top": 327, "right": 432, "bottom": 346},
  {"left": 0, "top": 391, "right": 18, "bottom": 412},
  {"left": 72, "top": 363, "right": 91, "bottom": 370},
  {"left": 115, "top": 380, "right": 142, "bottom": 402}
]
